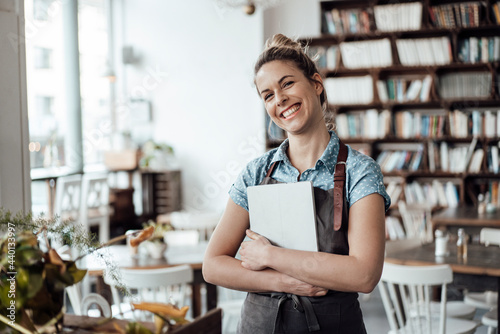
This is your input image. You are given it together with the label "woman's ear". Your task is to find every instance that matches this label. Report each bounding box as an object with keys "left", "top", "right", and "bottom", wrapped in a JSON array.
[{"left": 312, "top": 73, "right": 324, "bottom": 96}]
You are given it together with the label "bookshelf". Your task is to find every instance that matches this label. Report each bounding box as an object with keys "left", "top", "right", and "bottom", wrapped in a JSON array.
[{"left": 265, "top": 0, "right": 500, "bottom": 238}]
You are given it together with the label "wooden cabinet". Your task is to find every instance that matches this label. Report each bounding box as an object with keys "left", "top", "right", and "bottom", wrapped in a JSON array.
[{"left": 140, "top": 170, "right": 182, "bottom": 222}]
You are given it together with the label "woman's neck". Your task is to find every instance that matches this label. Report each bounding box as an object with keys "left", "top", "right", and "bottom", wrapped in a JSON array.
[{"left": 287, "top": 128, "right": 331, "bottom": 174}]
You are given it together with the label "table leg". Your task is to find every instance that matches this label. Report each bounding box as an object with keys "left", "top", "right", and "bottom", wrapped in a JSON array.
[
  {"left": 205, "top": 282, "right": 217, "bottom": 312},
  {"left": 192, "top": 268, "right": 218, "bottom": 318},
  {"left": 192, "top": 282, "right": 202, "bottom": 318}
]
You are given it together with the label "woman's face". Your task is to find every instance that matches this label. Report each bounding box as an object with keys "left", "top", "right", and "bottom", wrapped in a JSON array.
[{"left": 255, "top": 60, "right": 324, "bottom": 135}]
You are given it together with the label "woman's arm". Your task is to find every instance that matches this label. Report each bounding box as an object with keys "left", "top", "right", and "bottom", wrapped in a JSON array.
[
  {"left": 240, "top": 193, "right": 386, "bottom": 293},
  {"left": 202, "top": 198, "right": 327, "bottom": 296}
]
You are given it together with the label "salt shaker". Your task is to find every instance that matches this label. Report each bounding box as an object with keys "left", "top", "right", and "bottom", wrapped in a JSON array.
[
  {"left": 457, "top": 228, "right": 468, "bottom": 259},
  {"left": 435, "top": 229, "right": 449, "bottom": 257}
]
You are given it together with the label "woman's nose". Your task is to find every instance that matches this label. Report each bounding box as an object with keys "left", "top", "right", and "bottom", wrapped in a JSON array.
[{"left": 276, "top": 92, "right": 288, "bottom": 106}]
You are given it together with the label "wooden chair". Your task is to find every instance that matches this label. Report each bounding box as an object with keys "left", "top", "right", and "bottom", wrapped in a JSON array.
[
  {"left": 481, "top": 308, "right": 498, "bottom": 334},
  {"left": 104, "top": 265, "right": 194, "bottom": 321},
  {"left": 384, "top": 239, "right": 476, "bottom": 321},
  {"left": 378, "top": 262, "right": 478, "bottom": 334},
  {"left": 164, "top": 230, "right": 200, "bottom": 246},
  {"left": 66, "top": 287, "right": 111, "bottom": 318},
  {"left": 463, "top": 228, "right": 499, "bottom": 313},
  {"left": 54, "top": 174, "right": 82, "bottom": 222},
  {"left": 80, "top": 172, "right": 110, "bottom": 243},
  {"left": 168, "top": 211, "right": 220, "bottom": 242},
  {"left": 217, "top": 287, "right": 246, "bottom": 334}
]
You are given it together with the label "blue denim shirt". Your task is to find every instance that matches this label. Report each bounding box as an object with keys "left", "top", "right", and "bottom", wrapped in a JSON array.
[{"left": 229, "top": 131, "right": 391, "bottom": 211}]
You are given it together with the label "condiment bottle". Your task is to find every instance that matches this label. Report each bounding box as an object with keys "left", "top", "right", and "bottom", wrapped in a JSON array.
[
  {"left": 456, "top": 228, "right": 468, "bottom": 259},
  {"left": 434, "top": 229, "right": 449, "bottom": 257}
]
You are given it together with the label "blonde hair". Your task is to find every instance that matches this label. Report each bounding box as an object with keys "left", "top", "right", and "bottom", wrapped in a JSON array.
[{"left": 254, "top": 34, "right": 334, "bottom": 131}]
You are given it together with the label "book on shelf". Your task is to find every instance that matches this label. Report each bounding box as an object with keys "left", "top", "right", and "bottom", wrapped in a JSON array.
[
  {"left": 385, "top": 216, "right": 406, "bottom": 240},
  {"left": 374, "top": 2, "right": 422, "bottom": 32},
  {"left": 449, "top": 109, "right": 500, "bottom": 138},
  {"left": 404, "top": 179, "right": 455, "bottom": 208},
  {"left": 445, "top": 181, "right": 459, "bottom": 208},
  {"left": 468, "top": 148, "right": 485, "bottom": 173},
  {"left": 458, "top": 36, "right": 500, "bottom": 63},
  {"left": 430, "top": 2, "right": 482, "bottom": 28},
  {"left": 385, "top": 181, "right": 403, "bottom": 206},
  {"left": 376, "top": 147, "right": 424, "bottom": 173},
  {"left": 379, "top": 75, "right": 432, "bottom": 103},
  {"left": 493, "top": 2, "right": 500, "bottom": 24},
  {"left": 488, "top": 180, "right": 499, "bottom": 207},
  {"left": 322, "top": 7, "right": 371, "bottom": 35},
  {"left": 339, "top": 38, "right": 393, "bottom": 69},
  {"left": 396, "top": 37, "right": 452, "bottom": 66},
  {"left": 394, "top": 110, "right": 446, "bottom": 139},
  {"left": 437, "top": 72, "right": 492, "bottom": 99},
  {"left": 376, "top": 80, "right": 388, "bottom": 102},
  {"left": 487, "top": 144, "right": 500, "bottom": 173},
  {"left": 464, "top": 137, "right": 478, "bottom": 173},
  {"left": 419, "top": 75, "right": 433, "bottom": 102},
  {"left": 324, "top": 75, "right": 373, "bottom": 105},
  {"left": 308, "top": 45, "right": 339, "bottom": 70}
]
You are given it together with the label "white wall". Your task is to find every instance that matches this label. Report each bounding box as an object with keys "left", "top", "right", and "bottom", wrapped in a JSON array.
[
  {"left": 0, "top": 0, "right": 31, "bottom": 213},
  {"left": 263, "top": 0, "right": 321, "bottom": 39},
  {"left": 117, "top": 1, "right": 266, "bottom": 212}
]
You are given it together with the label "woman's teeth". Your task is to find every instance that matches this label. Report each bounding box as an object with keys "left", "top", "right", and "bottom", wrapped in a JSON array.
[{"left": 282, "top": 104, "right": 300, "bottom": 118}]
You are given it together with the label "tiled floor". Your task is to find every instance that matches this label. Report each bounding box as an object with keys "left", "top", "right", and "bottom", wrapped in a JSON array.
[{"left": 360, "top": 288, "right": 491, "bottom": 334}]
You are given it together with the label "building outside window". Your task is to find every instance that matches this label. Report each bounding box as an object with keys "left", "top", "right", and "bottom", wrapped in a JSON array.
[{"left": 26, "top": 0, "right": 113, "bottom": 215}]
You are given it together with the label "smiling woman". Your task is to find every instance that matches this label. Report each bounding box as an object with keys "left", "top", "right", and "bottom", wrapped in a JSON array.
[{"left": 203, "top": 34, "right": 391, "bottom": 333}]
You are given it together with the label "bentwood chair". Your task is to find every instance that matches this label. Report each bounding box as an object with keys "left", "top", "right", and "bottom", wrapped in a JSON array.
[
  {"left": 104, "top": 265, "right": 194, "bottom": 321},
  {"left": 80, "top": 172, "right": 110, "bottom": 243},
  {"left": 378, "top": 262, "right": 478, "bottom": 334},
  {"left": 463, "top": 228, "right": 499, "bottom": 315}
]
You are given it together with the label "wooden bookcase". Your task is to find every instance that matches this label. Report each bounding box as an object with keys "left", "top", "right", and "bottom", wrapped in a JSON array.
[{"left": 267, "top": 0, "right": 500, "bottom": 217}]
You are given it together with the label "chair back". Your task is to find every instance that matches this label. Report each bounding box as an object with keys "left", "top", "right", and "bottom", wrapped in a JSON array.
[
  {"left": 378, "top": 262, "right": 452, "bottom": 334},
  {"left": 169, "top": 211, "right": 220, "bottom": 242},
  {"left": 480, "top": 228, "right": 500, "bottom": 247},
  {"left": 104, "top": 265, "right": 193, "bottom": 321},
  {"left": 80, "top": 172, "right": 110, "bottom": 243},
  {"left": 398, "top": 201, "right": 433, "bottom": 243},
  {"left": 164, "top": 230, "right": 200, "bottom": 246},
  {"left": 54, "top": 174, "right": 82, "bottom": 222}
]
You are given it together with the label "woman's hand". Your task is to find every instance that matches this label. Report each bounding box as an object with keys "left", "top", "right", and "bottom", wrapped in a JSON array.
[
  {"left": 240, "top": 229, "right": 272, "bottom": 271},
  {"left": 279, "top": 273, "right": 328, "bottom": 297}
]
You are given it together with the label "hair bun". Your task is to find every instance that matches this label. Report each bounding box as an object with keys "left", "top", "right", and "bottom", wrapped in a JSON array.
[{"left": 265, "top": 33, "right": 302, "bottom": 52}]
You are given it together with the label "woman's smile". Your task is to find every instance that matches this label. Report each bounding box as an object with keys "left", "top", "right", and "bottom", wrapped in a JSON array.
[{"left": 281, "top": 103, "right": 301, "bottom": 119}]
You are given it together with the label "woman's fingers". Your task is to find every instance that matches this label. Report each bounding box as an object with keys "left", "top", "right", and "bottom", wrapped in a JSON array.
[{"left": 245, "top": 228, "right": 260, "bottom": 240}]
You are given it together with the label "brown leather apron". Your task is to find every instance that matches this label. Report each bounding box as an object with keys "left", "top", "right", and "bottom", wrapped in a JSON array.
[{"left": 237, "top": 140, "right": 367, "bottom": 334}]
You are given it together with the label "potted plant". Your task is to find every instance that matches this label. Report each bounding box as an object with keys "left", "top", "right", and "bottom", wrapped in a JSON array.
[
  {"left": 0, "top": 208, "right": 153, "bottom": 333},
  {"left": 140, "top": 220, "right": 172, "bottom": 259}
]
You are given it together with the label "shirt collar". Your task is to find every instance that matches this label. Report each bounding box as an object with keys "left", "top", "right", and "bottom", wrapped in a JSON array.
[{"left": 270, "top": 131, "right": 341, "bottom": 175}]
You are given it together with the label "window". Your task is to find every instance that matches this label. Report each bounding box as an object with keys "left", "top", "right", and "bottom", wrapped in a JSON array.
[
  {"left": 78, "top": 0, "right": 112, "bottom": 165},
  {"left": 26, "top": 0, "right": 113, "bottom": 215},
  {"left": 35, "top": 95, "right": 54, "bottom": 115},
  {"left": 34, "top": 47, "right": 52, "bottom": 69},
  {"left": 33, "top": 0, "right": 54, "bottom": 21}
]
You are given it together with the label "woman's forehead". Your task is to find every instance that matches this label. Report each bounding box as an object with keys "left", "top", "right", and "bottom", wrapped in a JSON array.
[{"left": 255, "top": 61, "right": 301, "bottom": 87}]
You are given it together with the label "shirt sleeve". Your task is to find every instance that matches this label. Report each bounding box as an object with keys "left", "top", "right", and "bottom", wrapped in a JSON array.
[
  {"left": 228, "top": 156, "right": 268, "bottom": 212},
  {"left": 347, "top": 150, "right": 391, "bottom": 211}
]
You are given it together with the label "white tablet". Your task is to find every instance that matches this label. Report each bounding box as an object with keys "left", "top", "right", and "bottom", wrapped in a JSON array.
[{"left": 247, "top": 181, "right": 318, "bottom": 252}]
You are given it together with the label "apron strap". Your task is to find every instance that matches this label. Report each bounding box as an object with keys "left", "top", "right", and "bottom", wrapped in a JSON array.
[
  {"left": 333, "top": 140, "right": 348, "bottom": 231},
  {"left": 270, "top": 293, "right": 320, "bottom": 333}
]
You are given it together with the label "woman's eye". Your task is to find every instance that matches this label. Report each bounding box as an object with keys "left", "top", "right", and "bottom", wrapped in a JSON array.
[
  {"left": 283, "top": 81, "right": 294, "bottom": 88},
  {"left": 264, "top": 93, "right": 273, "bottom": 101}
]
